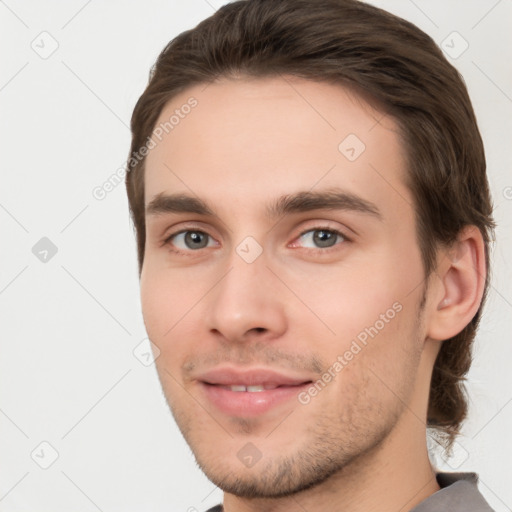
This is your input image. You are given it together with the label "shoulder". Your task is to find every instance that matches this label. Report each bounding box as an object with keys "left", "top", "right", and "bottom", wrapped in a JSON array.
[{"left": 410, "top": 472, "right": 495, "bottom": 512}]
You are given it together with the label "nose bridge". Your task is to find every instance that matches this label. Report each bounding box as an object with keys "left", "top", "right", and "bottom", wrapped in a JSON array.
[{"left": 205, "top": 244, "right": 287, "bottom": 342}]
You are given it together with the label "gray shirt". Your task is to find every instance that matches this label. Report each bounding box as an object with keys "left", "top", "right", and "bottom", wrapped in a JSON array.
[
  {"left": 204, "top": 472, "right": 495, "bottom": 512},
  {"left": 410, "top": 472, "right": 495, "bottom": 512}
]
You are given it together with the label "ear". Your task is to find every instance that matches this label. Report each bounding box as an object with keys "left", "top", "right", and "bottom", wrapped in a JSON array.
[{"left": 426, "top": 225, "right": 487, "bottom": 341}]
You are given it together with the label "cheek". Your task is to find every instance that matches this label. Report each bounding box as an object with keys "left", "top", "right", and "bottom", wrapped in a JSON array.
[
  {"left": 140, "top": 268, "right": 165, "bottom": 339},
  {"left": 290, "top": 263, "right": 400, "bottom": 343},
  {"left": 286, "top": 249, "right": 422, "bottom": 369},
  {"left": 140, "top": 272, "right": 188, "bottom": 393},
  {"left": 140, "top": 264, "right": 189, "bottom": 342},
  {"left": 140, "top": 261, "right": 218, "bottom": 374}
]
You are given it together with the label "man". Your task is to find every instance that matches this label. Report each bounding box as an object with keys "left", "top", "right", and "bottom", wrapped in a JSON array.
[{"left": 125, "top": 1, "right": 496, "bottom": 510}]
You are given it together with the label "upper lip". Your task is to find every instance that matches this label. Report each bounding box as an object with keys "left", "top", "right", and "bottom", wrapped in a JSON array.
[{"left": 198, "top": 366, "right": 314, "bottom": 387}]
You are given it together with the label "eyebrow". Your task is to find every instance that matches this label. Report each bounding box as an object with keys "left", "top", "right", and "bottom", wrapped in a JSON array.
[{"left": 146, "top": 188, "right": 383, "bottom": 221}]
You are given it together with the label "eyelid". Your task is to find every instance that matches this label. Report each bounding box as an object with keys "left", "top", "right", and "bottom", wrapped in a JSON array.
[
  {"left": 294, "top": 218, "right": 352, "bottom": 239},
  {"left": 161, "top": 222, "right": 217, "bottom": 245},
  {"left": 161, "top": 229, "right": 218, "bottom": 259},
  {"left": 162, "top": 229, "right": 217, "bottom": 251},
  {"left": 288, "top": 225, "right": 350, "bottom": 251},
  {"left": 296, "top": 225, "right": 350, "bottom": 240}
]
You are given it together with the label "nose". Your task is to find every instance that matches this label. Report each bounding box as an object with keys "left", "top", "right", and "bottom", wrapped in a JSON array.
[{"left": 204, "top": 251, "right": 288, "bottom": 344}]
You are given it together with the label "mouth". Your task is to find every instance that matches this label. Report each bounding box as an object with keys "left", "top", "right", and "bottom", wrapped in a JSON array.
[
  {"left": 207, "top": 382, "right": 309, "bottom": 391},
  {"left": 200, "top": 380, "right": 313, "bottom": 417}
]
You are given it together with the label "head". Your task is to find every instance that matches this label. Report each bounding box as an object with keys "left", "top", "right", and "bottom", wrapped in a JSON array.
[{"left": 125, "top": 0, "right": 495, "bottom": 497}]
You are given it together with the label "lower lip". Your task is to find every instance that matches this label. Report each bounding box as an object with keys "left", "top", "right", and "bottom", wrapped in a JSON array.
[{"left": 200, "top": 382, "right": 312, "bottom": 417}]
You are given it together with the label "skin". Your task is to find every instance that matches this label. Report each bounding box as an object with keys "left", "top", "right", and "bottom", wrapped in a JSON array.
[{"left": 140, "top": 76, "right": 486, "bottom": 512}]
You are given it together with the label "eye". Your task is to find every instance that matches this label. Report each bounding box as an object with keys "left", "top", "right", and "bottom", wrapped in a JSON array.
[
  {"left": 165, "top": 230, "right": 216, "bottom": 252},
  {"left": 293, "top": 228, "right": 347, "bottom": 249}
]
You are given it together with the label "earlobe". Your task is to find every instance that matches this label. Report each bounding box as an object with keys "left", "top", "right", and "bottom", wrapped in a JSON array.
[{"left": 427, "top": 226, "right": 486, "bottom": 341}]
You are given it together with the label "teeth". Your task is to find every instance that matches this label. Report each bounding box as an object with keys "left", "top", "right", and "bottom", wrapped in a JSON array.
[
  {"left": 246, "top": 385, "right": 265, "bottom": 392},
  {"left": 222, "top": 384, "right": 272, "bottom": 392},
  {"left": 231, "top": 385, "right": 249, "bottom": 392}
]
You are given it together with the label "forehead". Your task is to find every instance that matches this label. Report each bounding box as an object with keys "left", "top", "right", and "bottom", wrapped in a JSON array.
[{"left": 143, "top": 75, "right": 412, "bottom": 223}]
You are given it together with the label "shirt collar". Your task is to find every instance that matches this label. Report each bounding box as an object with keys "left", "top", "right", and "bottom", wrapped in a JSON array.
[{"left": 409, "top": 472, "right": 494, "bottom": 512}]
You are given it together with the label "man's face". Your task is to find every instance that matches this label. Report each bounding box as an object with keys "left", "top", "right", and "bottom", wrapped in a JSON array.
[{"left": 141, "top": 76, "right": 432, "bottom": 497}]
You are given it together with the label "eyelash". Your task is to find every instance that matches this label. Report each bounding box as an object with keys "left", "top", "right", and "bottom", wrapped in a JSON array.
[
  {"left": 293, "top": 226, "right": 350, "bottom": 252},
  {"left": 162, "top": 225, "right": 350, "bottom": 257}
]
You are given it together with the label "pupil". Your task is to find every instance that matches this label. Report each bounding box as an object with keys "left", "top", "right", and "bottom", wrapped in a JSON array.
[{"left": 314, "top": 230, "right": 335, "bottom": 248}]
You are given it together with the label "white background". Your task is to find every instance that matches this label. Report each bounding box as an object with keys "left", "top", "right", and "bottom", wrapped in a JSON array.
[{"left": 1, "top": 1, "right": 511, "bottom": 511}]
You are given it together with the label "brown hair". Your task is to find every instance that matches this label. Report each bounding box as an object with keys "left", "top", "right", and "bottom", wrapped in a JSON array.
[{"left": 125, "top": 0, "right": 495, "bottom": 454}]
